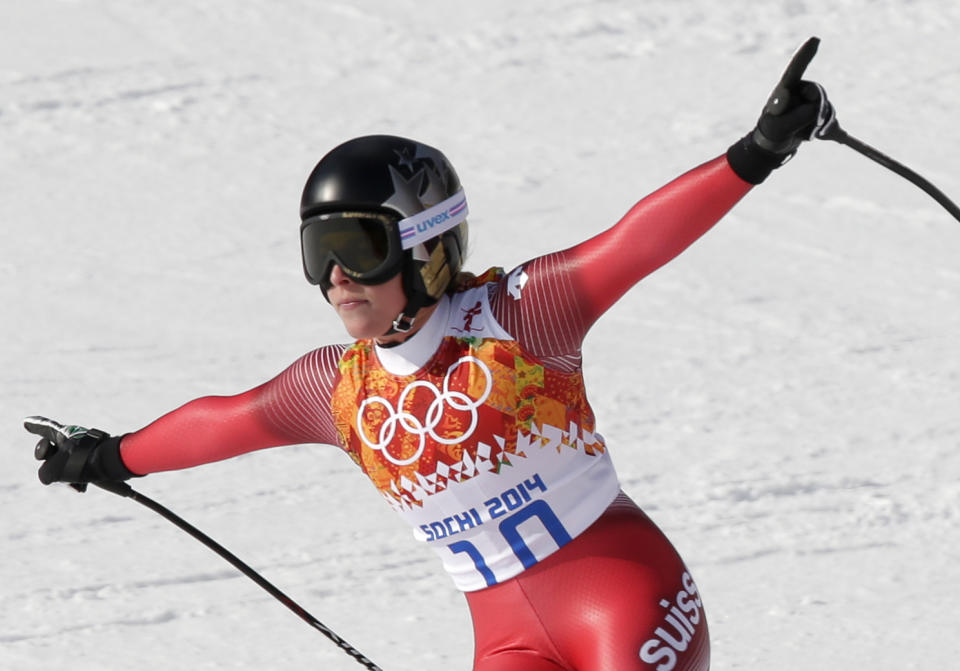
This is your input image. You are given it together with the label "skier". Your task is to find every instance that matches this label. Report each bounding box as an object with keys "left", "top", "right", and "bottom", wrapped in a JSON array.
[{"left": 26, "top": 46, "right": 834, "bottom": 670}]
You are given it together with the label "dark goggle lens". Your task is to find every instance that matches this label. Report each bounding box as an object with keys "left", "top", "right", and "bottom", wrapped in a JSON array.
[{"left": 301, "top": 213, "right": 398, "bottom": 284}]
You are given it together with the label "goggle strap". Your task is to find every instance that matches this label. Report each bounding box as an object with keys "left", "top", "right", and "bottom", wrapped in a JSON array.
[{"left": 397, "top": 190, "right": 468, "bottom": 250}]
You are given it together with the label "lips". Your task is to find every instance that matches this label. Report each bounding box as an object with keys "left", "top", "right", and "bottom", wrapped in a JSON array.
[{"left": 334, "top": 295, "right": 369, "bottom": 310}]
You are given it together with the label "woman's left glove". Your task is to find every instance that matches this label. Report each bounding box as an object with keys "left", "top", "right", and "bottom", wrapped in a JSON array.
[
  {"left": 24, "top": 416, "right": 137, "bottom": 490},
  {"left": 727, "top": 37, "right": 837, "bottom": 184}
]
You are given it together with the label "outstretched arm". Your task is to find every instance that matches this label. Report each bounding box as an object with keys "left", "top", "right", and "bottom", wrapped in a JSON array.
[{"left": 119, "top": 345, "right": 347, "bottom": 475}]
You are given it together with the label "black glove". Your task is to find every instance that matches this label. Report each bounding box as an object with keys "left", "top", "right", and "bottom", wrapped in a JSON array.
[
  {"left": 727, "top": 37, "right": 837, "bottom": 184},
  {"left": 25, "top": 416, "right": 136, "bottom": 491}
]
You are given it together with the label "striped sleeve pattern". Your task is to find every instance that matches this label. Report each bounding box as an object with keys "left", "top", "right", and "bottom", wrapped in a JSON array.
[
  {"left": 259, "top": 344, "right": 347, "bottom": 446},
  {"left": 489, "top": 155, "right": 753, "bottom": 372},
  {"left": 491, "top": 254, "right": 587, "bottom": 373},
  {"left": 120, "top": 344, "right": 346, "bottom": 475}
]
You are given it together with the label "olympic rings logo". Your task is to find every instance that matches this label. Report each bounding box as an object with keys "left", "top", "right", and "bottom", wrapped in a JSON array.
[{"left": 356, "top": 356, "right": 493, "bottom": 466}]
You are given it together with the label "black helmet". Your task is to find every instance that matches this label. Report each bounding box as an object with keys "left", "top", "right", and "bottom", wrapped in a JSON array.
[{"left": 299, "top": 135, "right": 469, "bottom": 333}]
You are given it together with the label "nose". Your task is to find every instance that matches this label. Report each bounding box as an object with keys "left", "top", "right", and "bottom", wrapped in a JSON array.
[{"left": 328, "top": 263, "right": 352, "bottom": 286}]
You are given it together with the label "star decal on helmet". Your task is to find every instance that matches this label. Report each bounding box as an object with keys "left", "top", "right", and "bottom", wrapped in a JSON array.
[
  {"left": 383, "top": 146, "right": 452, "bottom": 214},
  {"left": 382, "top": 164, "right": 426, "bottom": 216}
]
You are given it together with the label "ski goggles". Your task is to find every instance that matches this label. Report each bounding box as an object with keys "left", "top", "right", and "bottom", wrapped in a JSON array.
[
  {"left": 300, "top": 211, "right": 404, "bottom": 287},
  {"left": 300, "top": 190, "right": 469, "bottom": 287}
]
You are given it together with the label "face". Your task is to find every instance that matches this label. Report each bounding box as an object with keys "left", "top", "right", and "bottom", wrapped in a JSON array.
[{"left": 326, "top": 264, "right": 408, "bottom": 341}]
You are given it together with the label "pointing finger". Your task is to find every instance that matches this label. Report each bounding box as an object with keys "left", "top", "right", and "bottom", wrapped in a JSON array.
[
  {"left": 24, "top": 416, "right": 67, "bottom": 445},
  {"left": 764, "top": 36, "right": 821, "bottom": 116}
]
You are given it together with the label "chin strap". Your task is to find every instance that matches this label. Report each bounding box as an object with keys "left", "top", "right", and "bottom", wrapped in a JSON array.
[
  {"left": 378, "top": 297, "right": 423, "bottom": 340},
  {"left": 391, "top": 310, "right": 417, "bottom": 333},
  {"left": 380, "top": 231, "right": 458, "bottom": 338},
  {"left": 381, "top": 257, "right": 434, "bottom": 338}
]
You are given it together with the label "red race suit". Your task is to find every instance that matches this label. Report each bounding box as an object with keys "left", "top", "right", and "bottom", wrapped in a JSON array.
[{"left": 121, "top": 156, "right": 752, "bottom": 670}]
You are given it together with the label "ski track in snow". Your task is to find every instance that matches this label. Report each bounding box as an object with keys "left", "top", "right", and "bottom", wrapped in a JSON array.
[{"left": 3, "top": 1, "right": 959, "bottom": 669}]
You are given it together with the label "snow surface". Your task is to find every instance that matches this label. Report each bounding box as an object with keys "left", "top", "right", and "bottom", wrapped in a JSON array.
[{"left": 3, "top": 1, "right": 959, "bottom": 669}]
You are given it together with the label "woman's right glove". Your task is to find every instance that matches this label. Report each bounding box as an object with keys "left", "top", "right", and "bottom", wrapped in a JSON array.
[
  {"left": 727, "top": 37, "right": 837, "bottom": 184},
  {"left": 25, "top": 416, "right": 137, "bottom": 491}
]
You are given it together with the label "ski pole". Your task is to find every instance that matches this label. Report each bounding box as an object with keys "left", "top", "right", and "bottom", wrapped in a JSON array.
[
  {"left": 774, "top": 36, "right": 960, "bottom": 224},
  {"left": 819, "top": 123, "right": 960, "bottom": 224},
  {"left": 91, "top": 480, "right": 385, "bottom": 671}
]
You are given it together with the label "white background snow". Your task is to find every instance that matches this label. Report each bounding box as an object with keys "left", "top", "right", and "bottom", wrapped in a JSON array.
[{"left": 2, "top": 1, "right": 959, "bottom": 669}]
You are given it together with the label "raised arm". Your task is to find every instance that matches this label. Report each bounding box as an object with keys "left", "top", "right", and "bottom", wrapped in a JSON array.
[
  {"left": 494, "top": 39, "right": 836, "bottom": 364},
  {"left": 492, "top": 156, "right": 751, "bottom": 365},
  {"left": 566, "top": 155, "right": 751, "bottom": 327}
]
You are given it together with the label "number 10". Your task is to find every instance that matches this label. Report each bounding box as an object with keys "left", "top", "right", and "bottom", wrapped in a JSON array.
[{"left": 449, "top": 500, "right": 571, "bottom": 587}]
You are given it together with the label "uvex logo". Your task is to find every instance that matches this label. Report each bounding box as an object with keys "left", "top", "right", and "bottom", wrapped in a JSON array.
[
  {"left": 399, "top": 194, "right": 468, "bottom": 248},
  {"left": 416, "top": 210, "right": 450, "bottom": 232}
]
